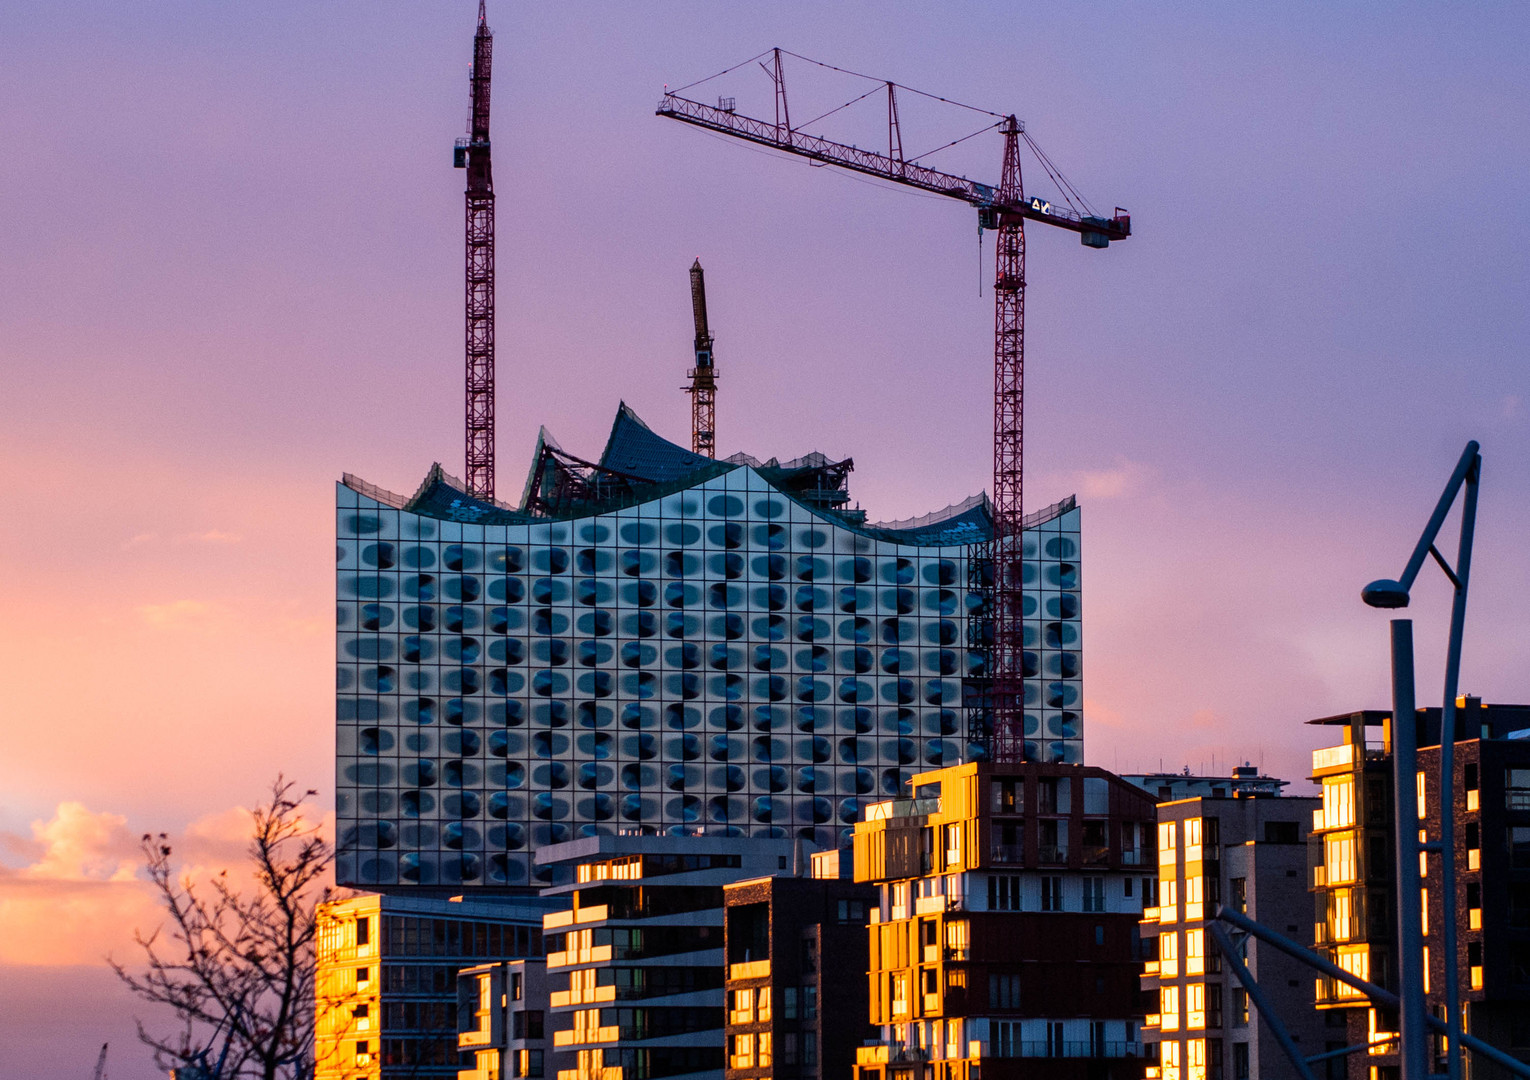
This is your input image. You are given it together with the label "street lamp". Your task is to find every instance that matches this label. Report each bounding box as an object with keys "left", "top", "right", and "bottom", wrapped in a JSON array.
[{"left": 1362, "top": 440, "right": 1480, "bottom": 1080}]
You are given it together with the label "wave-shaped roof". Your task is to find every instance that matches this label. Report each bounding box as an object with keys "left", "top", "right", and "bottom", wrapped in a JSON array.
[{"left": 342, "top": 404, "right": 1077, "bottom": 544}]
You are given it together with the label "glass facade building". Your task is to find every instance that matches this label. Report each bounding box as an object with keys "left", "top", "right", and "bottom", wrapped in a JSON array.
[{"left": 336, "top": 405, "right": 1082, "bottom": 891}]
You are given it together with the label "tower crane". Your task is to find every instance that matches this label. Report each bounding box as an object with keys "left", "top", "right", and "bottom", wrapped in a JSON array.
[
  {"left": 454, "top": 1, "right": 496, "bottom": 498},
  {"left": 686, "top": 259, "right": 718, "bottom": 457},
  {"left": 91, "top": 1043, "right": 107, "bottom": 1080},
  {"left": 658, "top": 49, "right": 1131, "bottom": 762}
]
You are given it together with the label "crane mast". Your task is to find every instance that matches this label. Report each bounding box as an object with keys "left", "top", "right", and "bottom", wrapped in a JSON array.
[
  {"left": 456, "top": 1, "right": 496, "bottom": 499},
  {"left": 658, "top": 54, "right": 1129, "bottom": 762},
  {"left": 687, "top": 259, "right": 717, "bottom": 457}
]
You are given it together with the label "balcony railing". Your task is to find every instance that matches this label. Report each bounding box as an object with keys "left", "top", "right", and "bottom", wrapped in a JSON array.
[
  {"left": 1082, "top": 845, "right": 1110, "bottom": 866},
  {"left": 991, "top": 844, "right": 1024, "bottom": 864},
  {"left": 987, "top": 1041, "right": 1143, "bottom": 1059},
  {"left": 1038, "top": 846, "right": 1068, "bottom": 864}
]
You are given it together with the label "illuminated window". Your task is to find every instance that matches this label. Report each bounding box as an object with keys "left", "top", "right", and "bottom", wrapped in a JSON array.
[
  {"left": 731, "top": 1033, "right": 755, "bottom": 1069},
  {"left": 1417, "top": 771, "right": 1427, "bottom": 820},
  {"left": 1184, "top": 876, "right": 1205, "bottom": 921},
  {"left": 1322, "top": 776, "right": 1355, "bottom": 830},
  {"left": 1188, "top": 1038, "right": 1207, "bottom": 1080},
  {"left": 1187, "top": 984, "right": 1206, "bottom": 1030},
  {"left": 1335, "top": 946, "right": 1369, "bottom": 999},
  {"left": 1325, "top": 834, "right": 1357, "bottom": 885},
  {"left": 1161, "top": 931, "right": 1180, "bottom": 978},
  {"left": 730, "top": 988, "right": 755, "bottom": 1025},
  {"left": 1163, "top": 1038, "right": 1182, "bottom": 1080},
  {"left": 1161, "top": 986, "right": 1181, "bottom": 1032},
  {"left": 1332, "top": 889, "right": 1355, "bottom": 942},
  {"left": 1159, "top": 822, "right": 1178, "bottom": 866},
  {"left": 892, "top": 973, "right": 910, "bottom": 1017},
  {"left": 1185, "top": 929, "right": 1205, "bottom": 976},
  {"left": 759, "top": 1032, "right": 773, "bottom": 1067},
  {"left": 1185, "top": 818, "right": 1203, "bottom": 862},
  {"left": 1421, "top": 889, "right": 1429, "bottom": 937},
  {"left": 758, "top": 986, "right": 771, "bottom": 1023}
]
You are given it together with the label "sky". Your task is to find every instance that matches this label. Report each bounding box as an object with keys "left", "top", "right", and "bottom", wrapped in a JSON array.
[{"left": 2, "top": 2, "right": 1529, "bottom": 1075}]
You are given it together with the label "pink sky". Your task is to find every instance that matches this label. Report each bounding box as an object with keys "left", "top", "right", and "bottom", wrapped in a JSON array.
[{"left": 3, "top": 2, "right": 1529, "bottom": 1075}]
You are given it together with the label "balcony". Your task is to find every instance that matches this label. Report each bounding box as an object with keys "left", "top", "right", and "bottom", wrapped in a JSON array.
[
  {"left": 729, "top": 959, "right": 771, "bottom": 980},
  {"left": 1141, "top": 906, "right": 1161, "bottom": 924},
  {"left": 1082, "top": 845, "right": 1110, "bottom": 866},
  {"left": 1038, "top": 846, "right": 1068, "bottom": 865},
  {"left": 988, "top": 1041, "right": 1143, "bottom": 1059},
  {"left": 1311, "top": 744, "right": 1356, "bottom": 773},
  {"left": 857, "top": 1043, "right": 929, "bottom": 1066},
  {"left": 1143, "top": 960, "right": 1161, "bottom": 976},
  {"left": 991, "top": 844, "right": 1024, "bottom": 865},
  {"left": 916, "top": 895, "right": 948, "bottom": 916}
]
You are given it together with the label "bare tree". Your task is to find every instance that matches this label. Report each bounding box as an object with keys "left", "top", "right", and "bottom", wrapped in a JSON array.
[{"left": 110, "top": 778, "right": 333, "bottom": 1080}]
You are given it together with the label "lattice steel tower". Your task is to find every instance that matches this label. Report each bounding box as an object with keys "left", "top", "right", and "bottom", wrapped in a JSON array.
[
  {"left": 455, "top": 1, "right": 496, "bottom": 498},
  {"left": 686, "top": 259, "right": 718, "bottom": 457}
]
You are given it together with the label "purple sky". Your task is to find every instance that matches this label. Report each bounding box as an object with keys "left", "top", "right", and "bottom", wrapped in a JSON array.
[{"left": 2, "top": 2, "right": 1529, "bottom": 1075}]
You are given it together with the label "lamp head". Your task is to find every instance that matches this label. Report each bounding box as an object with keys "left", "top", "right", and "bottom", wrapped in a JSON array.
[{"left": 1362, "top": 578, "right": 1410, "bottom": 609}]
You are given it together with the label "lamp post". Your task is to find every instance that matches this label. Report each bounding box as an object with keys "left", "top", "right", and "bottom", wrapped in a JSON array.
[{"left": 1361, "top": 440, "right": 1480, "bottom": 1080}]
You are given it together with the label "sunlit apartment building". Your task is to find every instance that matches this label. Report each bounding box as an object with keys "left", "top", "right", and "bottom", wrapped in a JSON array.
[
  {"left": 1139, "top": 789, "right": 1323, "bottom": 1080},
  {"left": 315, "top": 893, "right": 555, "bottom": 1080},
  {"left": 457, "top": 958, "right": 550, "bottom": 1080},
  {"left": 851, "top": 760, "right": 1158, "bottom": 1080}
]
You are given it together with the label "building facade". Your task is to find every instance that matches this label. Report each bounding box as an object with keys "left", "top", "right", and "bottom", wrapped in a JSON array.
[
  {"left": 315, "top": 893, "right": 556, "bottom": 1080},
  {"left": 538, "top": 833, "right": 798, "bottom": 1080},
  {"left": 1123, "top": 767, "right": 1288, "bottom": 803},
  {"left": 1139, "top": 792, "right": 1324, "bottom": 1080},
  {"left": 722, "top": 871, "right": 877, "bottom": 1080},
  {"left": 336, "top": 405, "right": 1085, "bottom": 890},
  {"left": 1307, "top": 701, "right": 1530, "bottom": 1080},
  {"left": 457, "top": 958, "right": 551, "bottom": 1080},
  {"left": 851, "top": 761, "right": 1158, "bottom": 1080}
]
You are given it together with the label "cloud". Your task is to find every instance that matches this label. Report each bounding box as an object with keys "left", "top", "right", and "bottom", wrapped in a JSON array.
[
  {"left": 1055, "top": 458, "right": 1160, "bottom": 501},
  {"left": 136, "top": 599, "right": 216, "bottom": 627},
  {"left": 6, "top": 803, "right": 141, "bottom": 883}
]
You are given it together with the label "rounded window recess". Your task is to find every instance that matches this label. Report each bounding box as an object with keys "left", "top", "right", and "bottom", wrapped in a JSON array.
[
  {"left": 665, "top": 551, "right": 700, "bottom": 578},
  {"left": 754, "top": 553, "right": 788, "bottom": 581},
  {"left": 1048, "top": 652, "right": 1080, "bottom": 678},
  {"left": 536, "top": 762, "right": 571, "bottom": 789},
  {"left": 708, "top": 521, "right": 745, "bottom": 549},
  {"left": 838, "top": 557, "right": 871, "bottom": 584},
  {"left": 579, "top": 523, "right": 611, "bottom": 544},
  {"left": 363, "top": 667, "right": 396, "bottom": 693},
  {"left": 487, "top": 730, "right": 521, "bottom": 759},
  {"left": 620, "top": 549, "right": 655, "bottom": 577},
  {"left": 711, "top": 705, "right": 745, "bottom": 731},
  {"left": 619, "top": 794, "right": 644, "bottom": 822},
  {"left": 752, "top": 614, "right": 789, "bottom": 641},
  {"left": 881, "top": 558, "right": 916, "bottom": 585},
  {"left": 360, "top": 603, "right": 395, "bottom": 631},
  {"left": 751, "top": 796, "right": 776, "bottom": 823},
  {"left": 801, "top": 736, "right": 831, "bottom": 763},
  {"left": 405, "top": 759, "right": 437, "bottom": 787},
  {"left": 346, "top": 514, "right": 383, "bottom": 535},
  {"left": 532, "top": 609, "right": 570, "bottom": 635},
  {"left": 620, "top": 763, "right": 646, "bottom": 791},
  {"left": 620, "top": 521, "right": 657, "bottom": 545},
  {"left": 754, "top": 585, "right": 787, "bottom": 611},
  {"left": 398, "top": 853, "right": 423, "bottom": 883},
  {"left": 404, "top": 698, "right": 436, "bottom": 725},
  {"left": 533, "top": 548, "right": 570, "bottom": 574},
  {"left": 488, "top": 546, "right": 523, "bottom": 573},
  {"left": 707, "top": 495, "right": 745, "bottom": 517},
  {"left": 492, "top": 701, "right": 525, "bottom": 727},
  {"left": 347, "top": 637, "right": 394, "bottom": 662},
  {"left": 664, "top": 523, "right": 701, "bottom": 546},
  {"left": 880, "top": 769, "right": 904, "bottom": 796},
  {"left": 1045, "top": 536, "right": 1078, "bottom": 559},
  {"left": 445, "top": 544, "right": 481, "bottom": 572},
  {"left": 895, "top": 739, "right": 919, "bottom": 765},
  {"left": 796, "top": 557, "right": 826, "bottom": 581},
  {"left": 576, "top": 548, "right": 612, "bottom": 575},
  {"left": 575, "top": 610, "right": 613, "bottom": 638},
  {"left": 488, "top": 606, "right": 521, "bottom": 634},
  {"left": 664, "top": 703, "right": 701, "bottom": 730},
  {"left": 619, "top": 704, "right": 654, "bottom": 731},
  {"left": 1046, "top": 594, "right": 1079, "bottom": 619},
  {"left": 628, "top": 734, "right": 657, "bottom": 760},
  {"left": 403, "top": 605, "right": 437, "bottom": 632},
  {"left": 444, "top": 792, "right": 481, "bottom": 818},
  {"left": 755, "top": 523, "right": 788, "bottom": 550},
  {"left": 753, "top": 498, "right": 786, "bottom": 520},
  {"left": 798, "top": 529, "right": 828, "bottom": 549},
  {"left": 401, "top": 545, "right": 436, "bottom": 570},
  {"left": 624, "top": 610, "right": 658, "bottom": 639},
  {"left": 839, "top": 617, "right": 873, "bottom": 644},
  {"left": 665, "top": 613, "right": 699, "bottom": 638},
  {"left": 675, "top": 734, "right": 702, "bottom": 761},
  {"left": 795, "top": 616, "right": 829, "bottom": 642},
  {"left": 400, "top": 791, "right": 433, "bottom": 817},
  {"left": 576, "top": 670, "right": 614, "bottom": 698},
  {"left": 576, "top": 579, "right": 613, "bottom": 607},
  {"left": 795, "top": 586, "right": 827, "bottom": 612}
]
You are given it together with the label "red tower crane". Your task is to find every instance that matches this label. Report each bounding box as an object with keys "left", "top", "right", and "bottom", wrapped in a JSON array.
[
  {"left": 686, "top": 259, "right": 718, "bottom": 457},
  {"left": 658, "top": 50, "right": 1131, "bottom": 762},
  {"left": 454, "top": 1, "right": 496, "bottom": 499}
]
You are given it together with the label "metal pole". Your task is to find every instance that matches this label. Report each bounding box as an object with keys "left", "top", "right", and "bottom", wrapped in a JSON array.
[
  {"left": 1213, "top": 906, "right": 1530, "bottom": 1080},
  {"left": 1437, "top": 452, "right": 1478, "bottom": 1080},
  {"left": 1206, "top": 922, "right": 1317, "bottom": 1080},
  {"left": 1390, "top": 619, "right": 1429, "bottom": 1080}
]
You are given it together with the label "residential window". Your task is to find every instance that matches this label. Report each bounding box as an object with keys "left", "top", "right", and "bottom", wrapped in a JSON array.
[
  {"left": 1229, "top": 878, "right": 1247, "bottom": 914},
  {"left": 1185, "top": 818, "right": 1203, "bottom": 862},
  {"left": 1233, "top": 1042, "right": 1249, "bottom": 1080},
  {"left": 1185, "top": 929, "right": 1205, "bottom": 976},
  {"left": 989, "top": 973, "right": 1021, "bottom": 1009},
  {"left": 993, "top": 778, "right": 1021, "bottom": 813},
  {"left": 1189, "top": 1038, "right": 1207, "bottom": 1080},
  {"left": 758, "top": 1032, "right": 773, "bottom": 1068},
  {"left": 1161, "top": 985, "right": 1181, "bottom": 1032},
  {"left": 1232, "top": 988, "right": 1249, "bottom": 1027},
  {"left": 1188, "top": 984, "right": 1206, "bottom": 1030},
  {"left": 1322, "top": 776, "right": 1356, "bottom": 830},
  {"left": 1185, "top": 875, "right": 1205, "bottom": 920},
  {"left": 356, "top": 917, "right": 370, "bottom": 947},
  {"left": 1160, "top": 822, "right": 1178, "bottom": 866},
  {"left": 803, "top": 1032, "right": 818, "bottom": 1067},
  {"left": 1508, "top": 769, "right": 1530, "bottom": 810},
  {"left": 731, "top": 1034, "right": 755, "bottom": 1070},
  {"left": 1511, "top": 827, "right": 1530, "bottom": 870},
  {"left": 1083, "top": 877, "right": 1106, "bottom": 913},
  {"left": 804, "top": 985, "right": 817, "bottom": 1020},
  {"left": 1126, "top": 877, "right": 1135, "bottom": 899},
  {"left": 1163, "top": 1039, "right": 1182, "bottom": 1080},
  {"left": 1325, "top": 834, "right": 1357, "bottom": 885},
  {"left": 989, "top": 874, "right": 1022, "bottom": 912},
  {"left": 782, "top": 986, "right": 798, "bottom": 1020},
  {"left": 514, "top": 1050, "right": 544, "bottom": 1078},
  {"left": 782, "top": 1033, "right": 798, "bottom": 1066},
  {"left": 1041, "top": 876, "right": 1064, "bottom": 912},
  {"left": 513, "top": 1011, "right": 544, "bottom": 1040},
  {"left": 838, "top": 899, "right": 866, "bottom": 922},
  {"left": 355, "top": 966, "right": 370, "bottom": 987},
  {"left": 730, "top": 988, "right": 755, "bottom": 1025},
  {"left": 1161, "top": 931, "right": 1180, "bottom": 978}
]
